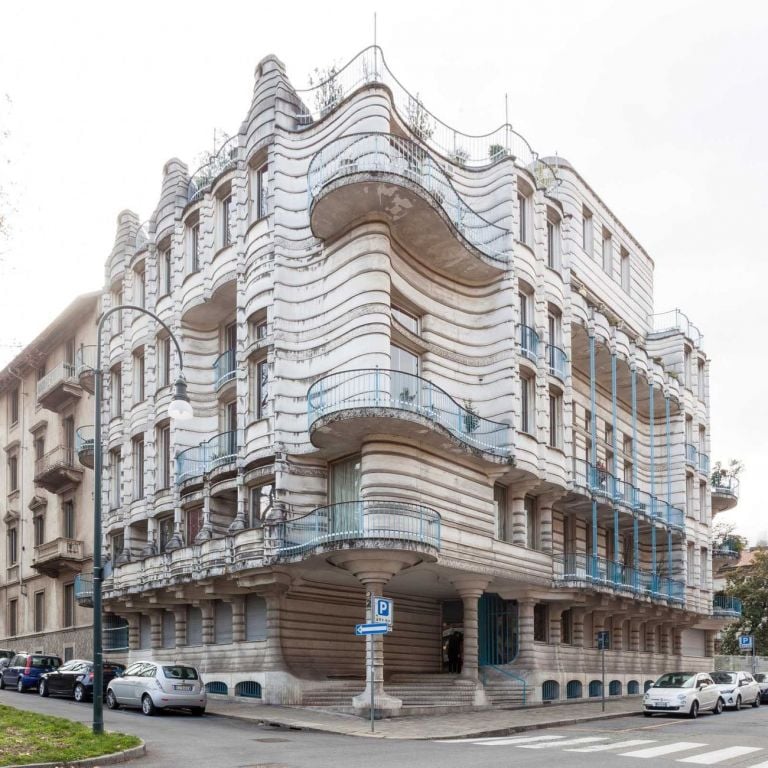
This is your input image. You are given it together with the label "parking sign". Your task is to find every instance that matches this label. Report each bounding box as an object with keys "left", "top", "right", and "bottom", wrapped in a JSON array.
[
  {"left": 739, "top": 634, "right": 753, "bottom": 652},
  {"left": 372, "top": 596, "right": 393, "bottom": 626}
]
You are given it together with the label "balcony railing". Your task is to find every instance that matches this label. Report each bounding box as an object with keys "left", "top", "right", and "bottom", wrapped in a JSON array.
[
  {"left": 546, "top": 344, "right": 567, "bottom": 380},
  {"left": 307, "top": 133, "right": 511, "bottom": 263},
  {"left": 75, "top": 426, "right": 94, "bottom": 453},
  {"left": 187, "top": 136, "right": 240, "bottom": 203},
  {"left": 712, "top": 544, "right": 740, "bottom": 560},
  {"left": 75, "top": 346, "right": 97, "bottom": 376},
  {"left": 698, "top": 452, "right": 710, "bottom": 475},
  {"left": 283, "top": 45, "right": 559, "bottom": 191},
  {"left": 649, "top": 309, "right": 703, "bottom": 347},
  {"left": 572, "top": 458, "right": 685, "bottom": 530},
  {"left": 34, "top": 445, "right": 77, "bottom": 478},
  {"left": 711, "top": 474, "right": 740, "bottom": 498},
  {"left": 176, "top": 430, "right": 238, "bottom": 483},
  {"left": 685, "top": 443, "right": 698, "bottom": 466},
  {"left": 36, "top": 361, "right": 77, "bottom": 400},
  {"left": 519, "top": 325, "right": 539, "bottom": 362},
  {"left": 276, "top": 499, "right": 441, "bottom": 558},
  {"left": 554, "top": 552, "right": 685, "bottom": 604},
  {"left": 74, "top": 573, "right": 93, "bottom": 604},
  {"left": 213, "top": 349, "right": 237, "bottom": 390},
  {"left": 712, "top": 594, "right": 742, "bottom": 617},
  {"left": 307, "top": 368, "right": 510, "bottom": 456},
  {"left": 33, "top": 537, "right": 84, "bottom": 565}
]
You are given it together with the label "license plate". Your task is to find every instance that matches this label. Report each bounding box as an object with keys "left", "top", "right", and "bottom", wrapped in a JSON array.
[
  {"left": 653, "top": 702, "right": 669, "bottom": 708},
  {"left": 174, "top": 684, "right": 193, "bottom": 691}
]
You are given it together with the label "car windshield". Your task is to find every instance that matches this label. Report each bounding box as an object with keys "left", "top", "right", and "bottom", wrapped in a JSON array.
[
  {"left": 711, "top": 672, "right": 737, "bottom": 684},
  {"left": 31, "top": 656, "right": 60, "bottom": 669},
  {"left": 653, "top": 672, "right": 696, "bottom": 688},
  {"left": 162, "top": 665, "right": 198, "bottom": 680}
]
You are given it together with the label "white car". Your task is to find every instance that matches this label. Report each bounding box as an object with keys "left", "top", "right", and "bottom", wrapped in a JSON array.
[
  {"left": 710, "top": 671, "right": 761, "bottom": 710},
  {"left": 643, "top": 671, "right": 724, "bottom": 718}
]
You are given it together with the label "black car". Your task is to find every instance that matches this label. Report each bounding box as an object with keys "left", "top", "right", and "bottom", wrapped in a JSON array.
[
  {"left": 39, "top": 659, "right": 125, "bottom": 702},
  {"left": 755, "top": 673, "right": 768, "bottom": 704}
]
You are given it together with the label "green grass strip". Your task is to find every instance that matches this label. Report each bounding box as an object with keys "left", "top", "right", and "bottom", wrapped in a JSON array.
[{"left": 0, "top": 704, "right": 140, "bottom": 766}]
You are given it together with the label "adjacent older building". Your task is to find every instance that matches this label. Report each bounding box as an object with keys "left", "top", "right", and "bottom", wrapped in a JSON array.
[{"left": 1, "top": 46, "right": 739, "bottom": 713}]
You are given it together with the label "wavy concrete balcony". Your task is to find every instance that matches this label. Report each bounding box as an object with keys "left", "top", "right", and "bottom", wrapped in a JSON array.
[
  {"left": 554, "top": 552, "right": 685, "bottom": 605},
  {"left": 34, "top": 446, "right": 82, "bottom": 494},
  {"left": 32, "top": 537, "right": 86, "bottom": 577},
  {"left": 75, "top": 345, "right": 97, "bottom": 394},
  {"left": 307, "top": 368, "right": 511, "bottom": 460},
  {"left": 571, "top": 458, "right": 685, "bottom": 531},
  {"left": 546, "top": 344, "right": 568, "bottom": 381},
  {"left": 712, "top": 593, "right": 742, "bottom": 618},
  {"left": 176, "top": 430, "right": 238, "bottom": 485},
  {"left": 308, "top": 133, "right": 511, "bottom": 282},
  {"left": 187, "top": 136, "right": 240, "bottom": 204},
  {"left": 75, "top": 426, "right": 94, "bottom": 468},
  {"left": 711, "top": 474, "right": 739, "bottom": 513},
  {"left": 276, "top": 499, "right": 440, "bottom": 562},
  {"left": 36, "top": 362, "right": 82, "bottom": 413}
]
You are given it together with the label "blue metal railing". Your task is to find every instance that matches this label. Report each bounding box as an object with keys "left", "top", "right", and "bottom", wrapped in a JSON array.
[
  {"left": 176, "top": 430, "right": 238, "bottom": 483},
  {"left": 546, "top": 344, "right": 568, "bottom": 380},
  {"left": 75, "top": 426, "right": 94, "bottom": 454},
  {"left": 519, "top": 325, "right": 539, "bottom": 362},
  {"left": 75, "top": 346, "right": 96, "bottom": 376},
  {"left": 685, "top": 443, "right": 698, "bottom": 465},
  {"left": 276, "top": 500, "right": 441, "bottom": 557},
  {"left": 307, "top": 133, "right": 511, "bottom": 263},
  {"left": 698, "top": 452, "right": 710, "bottom": 475},
  {"left": 480, "top": 665, "right": 527, "bottom": 706},
  {"left": 213, "top": 349, "right": 237, "bottom": 390},
  {"left": 74, "top": 573, "right": 93, "bottom": 602},
  {"left": 307, "top": 368, "right": 510, "bottom": 456},
  {"left": 712, "top": 594, "right": 742, "bottom": 617}
]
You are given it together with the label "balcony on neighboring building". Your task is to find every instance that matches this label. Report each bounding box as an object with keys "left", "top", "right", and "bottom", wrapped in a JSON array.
[
  {"left": 75, "top": 345, "right": 97, "bottom": 394},
  {"left": 275, "top": 499, "right": 441, "bottom": 562},
  {"left": 32, "top": 537, "right": 86, "bottom": 577},
  {"left": 307, "top": 368, "right": 511, "bottom": 460},
  {"left": 36, "top": 362, "right": 82, "bottom": 413},
  {"left": 546, "top": 344, "right": 568, "bottom": 381},
  {"left": 213, "top": 349, "right": 237, "bottom": 391},
  {"left": 75, "top": 426, "right": 94, "bottom": 468},
  {"left": 176, "top": 430, "right": 238, "bottom": 485},
  {"left": 34, "top": 445, "right": 83, "bottom": 494},
  {"left": 519, "top": 325, "right": 539, "bottom": 363},
  {"left": 308, "top": 133, "right": 511, "bottom": 282},
  {"left": 712, "top": 593, "right": 742, "bottom": 618},
  {"left": 711, "top": 474, "right": 739, "bottom": 513},
  {"left": 712, "top": 541, "right": 741, "bottom": 564},
  {"left": 74, "top": 572, "right": 93, "bottom": 606},
  {"left": 554, "top": 552, "right": 685, "bottom": 605}
]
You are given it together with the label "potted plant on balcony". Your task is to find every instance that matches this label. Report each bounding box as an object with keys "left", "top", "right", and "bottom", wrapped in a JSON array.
[
  {"left": 308, "top": 64, "right": 343, "bottom": 118},
  {"left": 406, "top": 93, "right": 434, "bottom": 142},
  {"left": 398, "top": 387, "right": 417, "bottom": 406},
  {"left": 462, "top": 400, "right": 479, "bottom": 434},
  {"left": 489, "top": 143, "right": 509, "bottom": 162}
]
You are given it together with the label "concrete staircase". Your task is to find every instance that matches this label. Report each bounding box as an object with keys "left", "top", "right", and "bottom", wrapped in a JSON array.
[{"left": 480, "top": 668, "right": 528, "bottom": 708}]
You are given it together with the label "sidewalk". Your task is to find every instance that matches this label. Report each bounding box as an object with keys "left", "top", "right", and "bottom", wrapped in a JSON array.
[{"left": 206, "top": 697, "right": 641, "bottom": 740}]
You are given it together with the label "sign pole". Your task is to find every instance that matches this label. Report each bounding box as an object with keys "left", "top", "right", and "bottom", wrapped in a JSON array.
[
  {"left": 370, "top": 632, "right": 375, "bottom": 732},
  {"left": 601, "top": 642, "right": 606, "bottom": 713}
]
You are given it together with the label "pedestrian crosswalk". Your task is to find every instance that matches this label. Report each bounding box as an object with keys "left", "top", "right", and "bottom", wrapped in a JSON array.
[{"left": 434, "top": 732, "right": 766, "bottom": 765}]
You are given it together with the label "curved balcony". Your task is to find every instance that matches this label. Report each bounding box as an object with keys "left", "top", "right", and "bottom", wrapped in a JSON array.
[
  {"left": 75, "top": 426, "right": 94, "bottom": 469},
  {"left": 308, "top": 133, "right": 510, "bottom": 282},
  {"left": 176, "top": 430, "right": 238, "bottom": 485},
  {"left": 213, "top": 349, "right": 237, "bottom": 391},
  {"left": 649, "top": 309, "right": 703, "bottom": 347},
  {"left": 519, "top": 325, "right": 539, "bottom": 363},
  {"left": 275, "top": 499, "right": 441, "bottom": 560},
  {"left": 32, "top": 537, "right": 85, "bottom": 577},
  {"left": 711, "top": 474, "right": 739, "bottom": 513},
  {"left": 712, "top": 594, "right": 742, "bottom": 618},
  {"left": 546, "top": 344, "right": 568, "bottom": 381},
  {"left": 75, "top": 346, "right": 97, "bottom": 394},
  {"left": 685, "top": 443, "right": 698, "bottom": 466},
  {"left": 187, "top": 136, "right": 240, "bottom": 204},
  {"left": 74, "top": 573, "right": 93, "bottom": 607},
  {"left": 36, "top": 361, "right": 81, "bottom": 413},
  {"left": 698, "top": 452, "right": 710, "bottom": 476},
  {"left": 712, "top": 543, "right": 740, "bottom": 563},
  {"left": 554, "top": 553, "right": 685, "bottom": 604},
  {"left": 307, "top": 368, "right": 510, "bottom": 458}
]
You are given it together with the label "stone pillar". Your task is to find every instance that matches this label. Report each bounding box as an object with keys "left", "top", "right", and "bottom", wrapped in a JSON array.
[
  {"left": 672, "top": 627, "right": 683, "bottom": 656},
  {"left": 127, "top": 614, "right": 141, "bottom": 650},
  {"left": 705, "top": 630, "right": 716, "bottom": 657},
  {"left": 629, "top": 619, "right": 642, "bottom": 652},
  {"left": 517, "top": 598, "right": 536, "bottom": 666},
  {"left": 173, "top": 607, "right": 187, "bottom": 647},
  {"left": 201, "top": 601, "right": 215, "bottom": 645},
  {"left": 228, "top": 474, "right": 248, "bottom": 533},
  {"left": 612, "top": 618, "right": 624, "bottom": 652},
  {"left": 511, "top": 496, "right": 527, "bottom": 546},
  {"left": 142, "top": 517, "right": 157, "bottom": 557},
  {"left": 645, "top": 622, "right": 657, "bottom": 654},
  {"left": 150, "top": 610, "right": 163, "bottom": 649},
  {"left": 537, "top": 493, "right": 562, "bottom": 555},
  {"left": 591, "top": 610, "right": 605, "bottom": 646},
  {"left": 262, "top": 582, "right": 290, "bottom": 671},
  {"left": 572, "top": 607, "right": 586, "bottom": 648},
  {"left": 549, "top": 605, "right": 563, "bottom": 645},
  {"left": 231, "top": 596, "right": 246, "bottom": 643},
  {"left": 196, "top": 479, "right": 213, "bottom": 542},
  {"left": 659, "top": 623, "right": 671, "bottom": 655},
  {"left": 451, "top": 579, "right": 489, "bottom": 682}
]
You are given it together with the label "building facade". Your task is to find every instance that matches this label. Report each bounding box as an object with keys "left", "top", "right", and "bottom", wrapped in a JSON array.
[{"left": 1, "top": 46, "right": 740, "bottom": 713}]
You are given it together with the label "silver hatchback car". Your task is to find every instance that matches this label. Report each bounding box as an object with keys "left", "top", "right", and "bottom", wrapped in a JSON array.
[{"left": 106, "top": 661, "right": 206, "bottom": 716}]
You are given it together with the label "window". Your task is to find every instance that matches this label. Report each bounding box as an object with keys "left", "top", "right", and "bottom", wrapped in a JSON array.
[
  {"left": 157, "top": 336, "right": 171, "bottom": 388},
  {"left": 111, "top": 531, "right": 124, "bottom": 559},
  {"left": 112, "top": 290, "right": 123, "bottom": 334},
  {"left": 548, "top": 390, "right": 562, "bottom": 449},
  {"left": 8, "top": 599, "right": 17, "bottom": 637},
  {"left": 255, "top": 164, "right": 269, "bottom": 219},
  {"left": 683, "top": 347, "right": 692, "bottom": 389},
  {"left": 110, "top": 449, "right": 122, "bottom": 509},
  {"left": 494, "top": 483, "right": 509, "bottom": 541},
  {"left": 330, "top": 455, "right": 361, "bottom": 504},
  {"left": 7, "top": 526, "right": 18, "bottom": 564},
  {"left": 620, "top": 247, "right": 631, "bottom": 292},
  {"left": 391, "top": 305, "right": 419, "bottom": 334},
  {"left": 687, "top": 541, "right": 695, "bottom": 584},
  {"left": 254, "top": 359, "right": 269, "bottom": 418},
  {"left": 63, "top": 415, "right": 75, "bottom": 452},
  {"left": 158, "top": 516, "right": 174, "bottom": 551},
  {"left": 533, "top": 603, "right": 548, "bottom": 642},
  {"left": 133, "top": 351, "right": 145, "bottom": 403},
  {"left": 518, "top": 288, "right": 533, "bottom": 329},
  {"left": 160, "top": 247, "right": 172, "bottom": 297},
  {"left": 699, "top": 482, "right": 707, "bottom": 523},
  {"left": 33, "top": 514, "right": 45, "bottom": 547},
  {"left": 156, "top": 424, "right": 171, "bottom": 490},
  {"left": 188, "top": 220, "right": 200, "bottom": 273},
  {"left": 9, "top": 387, "right": 19, "bottom": 426},
  {"left": 601, "top": 228, "right": 612, "bottom": 274},
  {"left": 546, "top": 213, "right": 560, "bottom": 270},
  {"left": 221, "top": 194, "right": 234, "bottom": 247},
  {"left": 582, "top": 206, "right": 593, "bottom": 254},
  {"left": 110, "top": 366, "right": 122, "bottom": 419},
  {"left": 62, "top": 500, "right": 75, "bottom": 539},
  {"left": 519, "top": 373, "right": 534, "bottom": 434},
  {"left": 250, "top": 483, "right": 274, "bottom": 527},
  {"left": 162, "top": 611, "right": 175, "bottom": 649},
  {"left": 34, "top": 591, "right": 45, "bottom": 633},
  {"left": 525, "top": 496, "right": 538, "bottom": 549},
  {"left": 245, "top": 594, "right": 267, "bottom": 640},
  {"left": 134, "top": 263, "right": 146, "bottom": 308},
  {"left": 517, "top": 191, "right": 530, "bottom": 244},
  {"left": 8, "top": 454, "right": 18, "bottom": 493},
  {"left": 132, "top": 436, "right": 144, "bottom": 500},
  {"left": 63, "top": 583, "right": 75, "bottom": 628},
  {"left": 699, "top": 548, "right": 708, "bottom": 588},
  {"left": 697, "top": 359, "right": 706, "bottom": 400},
  {"left": 561, "top": 608, "right": 573, "bottom": 645},
  {"left": 686, "top": 474, "right": 695, "bottom": 517},
  {"left": 186, "top": 507, "right": 203, "bottom": 544}
]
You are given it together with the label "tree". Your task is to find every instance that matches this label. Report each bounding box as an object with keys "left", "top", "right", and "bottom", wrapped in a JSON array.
[
  {"left": 719, "top": 549, "right": 768, "bottom": 655},
  {"left": 308, "top": 65, "right": 343, "bottom": 116},
  {"left": 711, "top": 458, "right": 744, "bottom": 486},
  {"left": 711, "top": 520, "right": 748, "bottom": 552},
  {"left": 406, "top": 93, "right": 434, "bottom": 142}
]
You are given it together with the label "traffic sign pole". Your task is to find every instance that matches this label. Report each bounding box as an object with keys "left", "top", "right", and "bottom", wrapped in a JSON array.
[{"left": 369, "top": 632, "right": 374, "bottom": 733}]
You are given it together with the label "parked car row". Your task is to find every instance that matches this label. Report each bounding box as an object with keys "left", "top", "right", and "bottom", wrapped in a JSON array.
[
  {"left": 644, "top": 670, "right": 762, "bottom": 718},
  {"left": 0, "top": 653, "right": 206, "bottom": 716}
]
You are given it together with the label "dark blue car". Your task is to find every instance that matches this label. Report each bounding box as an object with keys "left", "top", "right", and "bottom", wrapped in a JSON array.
[
  {"left": 39, "top": 659, "right": 125, "bottom": 702},
  {"left": 0, "top": 653, "right": 62, "bottom": 692}
]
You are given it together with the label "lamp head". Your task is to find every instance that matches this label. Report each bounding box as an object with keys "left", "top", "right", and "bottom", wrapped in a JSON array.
[{"left": 168, "top": 376, "right": 193, "bottom": 421}]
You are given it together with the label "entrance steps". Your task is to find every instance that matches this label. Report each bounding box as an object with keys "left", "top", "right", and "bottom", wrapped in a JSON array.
[{"left": 480, "top": 667, "right": 528, "bottom": 708}]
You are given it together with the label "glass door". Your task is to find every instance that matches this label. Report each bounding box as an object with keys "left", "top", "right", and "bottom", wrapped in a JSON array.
[{"left": 390, "top": 344, "right": 419, "bottom": 408}]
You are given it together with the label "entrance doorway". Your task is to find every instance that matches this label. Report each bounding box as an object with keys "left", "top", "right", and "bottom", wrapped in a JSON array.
[
  {"left": 441, "top": 599, "right": 463, "bottom": 673},
  {"left": 478, "top": 594, "right": 519, "bottom": 666}
]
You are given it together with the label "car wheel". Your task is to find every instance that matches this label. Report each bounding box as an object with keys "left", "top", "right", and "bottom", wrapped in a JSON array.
[
  {"left": 141, "top": 694, "right": 156, "bottom": 716},
  {"left": 1, "top": 676, "right": 7, "bottom": 690},
  {"left": 191, "top": 707, "right": 205, "bottom": 716},
  {"left": 74, "top": 684, "right": 86, "bottom": 703},
  {"left": 38, "top": 680, "right": 49, "bottom": 698},
  {"left": 713, "top": 697, "right": 724, "bottom": 715},
  {"left": 106, "top": 689, "right": 120, "bottom": 710},
  {"left": 734, "top": 696, "right": 741, "bottom": 711},
  {"left": 16, "top": 678, "right": 25, "bottom": 693},
  {"left": 689, "top": 700, "right": 699, "bottom": 719},
  {"left": 643, "top": 712, "right": 653, "bottom": 718},
  {"left": 752, "top": 694, "right": 760, "bottom": 708}
]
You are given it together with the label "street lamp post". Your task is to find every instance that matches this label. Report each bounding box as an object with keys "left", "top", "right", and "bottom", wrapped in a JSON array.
[{"left": 92, "top": 304, "right": 192, "bottom": 735}]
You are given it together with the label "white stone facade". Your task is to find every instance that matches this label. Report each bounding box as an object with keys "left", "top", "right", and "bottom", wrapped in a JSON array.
[{"left": 0, "top": 47, "right": 739, "bottom": 713}]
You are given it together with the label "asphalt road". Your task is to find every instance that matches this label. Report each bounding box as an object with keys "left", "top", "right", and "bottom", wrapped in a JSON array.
[{"left": 2, "top": 688, "right": 768, "bottom": 768}]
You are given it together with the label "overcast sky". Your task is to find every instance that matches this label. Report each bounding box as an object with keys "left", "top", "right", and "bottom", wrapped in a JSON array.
[{"left": 1, "top": 0, "right": 765, "bottom": 542}]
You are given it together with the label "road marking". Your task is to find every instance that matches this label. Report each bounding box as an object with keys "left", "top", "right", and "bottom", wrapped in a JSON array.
[
  {"left": 620, "top": 742, "right": 708, "bottom": 758},
  {"left": 519, "top": 736, "right": 610, "bottom": 749},
  {"left": 566, "top": 739, "right": 658, "bottom": 752},
  {"left": 676, "top": 746, "right": 763, "bottom": 764},
  {"left": 436, "top": 734, "right": 567, "bottom": 745}
]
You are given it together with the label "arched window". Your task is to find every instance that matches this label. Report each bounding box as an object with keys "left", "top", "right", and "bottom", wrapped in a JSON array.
[
  {"left": 609, "top": 680, "right": 622, "bottom": 696},
  {"left": 235, "top": 681, "right": 262, "bottom": 698},
  {"left": 205, "top": 681, "right": 228, "bottom": 695},
  {"left": 628, "top": 680, "right": 640, "bottom": 695},
  {"left": 644, "top": 679, "right": 654, "bottom": 693},
  {"left": 566, "top": 680, "right": 583, "bottom": 699},
  {"left": 542, "top": 680, "right": 560, "bottom": 701},
  {"left": 588, "top": 680, "right": 602, "bottom": 698}
]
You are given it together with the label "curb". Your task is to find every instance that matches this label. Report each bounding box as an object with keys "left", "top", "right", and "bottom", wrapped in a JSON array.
[{"left": 5, "top": 741, "right": 146, "bottom": 768}]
